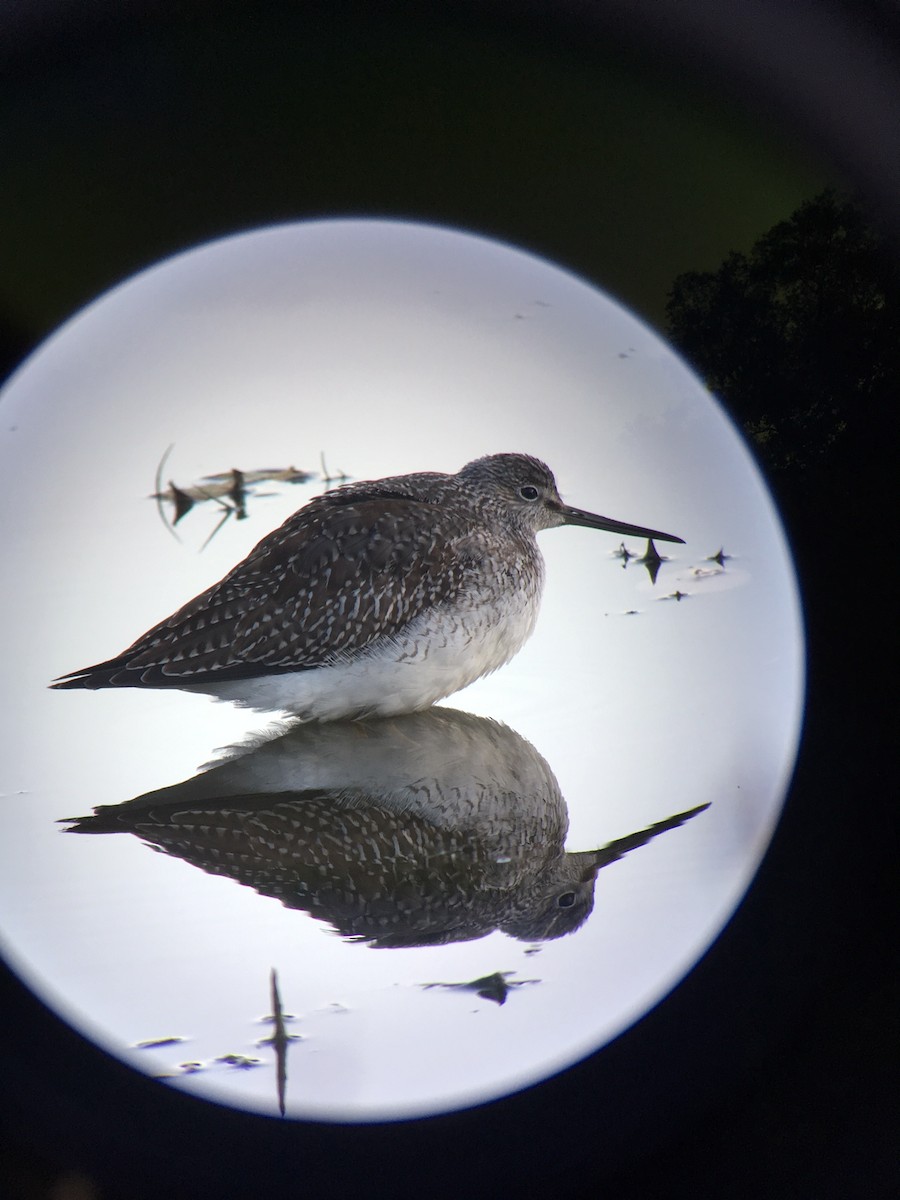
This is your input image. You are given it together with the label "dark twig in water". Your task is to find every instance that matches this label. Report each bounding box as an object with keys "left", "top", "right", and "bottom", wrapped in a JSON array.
[
  {"left": 154, "top": 443, "right": 182, "bottom": 541},
  {"left": 151, "top": 448, "right": 325, "bottom": 549}
]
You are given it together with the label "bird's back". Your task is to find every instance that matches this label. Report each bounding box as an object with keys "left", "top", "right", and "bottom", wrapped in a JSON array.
[{"left": 53, "top": 470, "right": 542, "bottom": 695}]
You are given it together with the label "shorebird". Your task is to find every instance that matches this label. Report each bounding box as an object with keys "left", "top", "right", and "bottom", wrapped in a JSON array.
[
  {"left": 65, "top": 707, "right": 709, "bottom": 947},
  {"left": 53, "top": 453, "right": 683, "bottom": 720}
]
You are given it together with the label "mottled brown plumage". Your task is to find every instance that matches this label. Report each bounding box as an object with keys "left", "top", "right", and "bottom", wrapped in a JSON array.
[
  {"left": 64, "top": 708, "right": 709, "bottom": 948},
  {"left": 53, "top": 453, "right": 682, "bottom": 719}
]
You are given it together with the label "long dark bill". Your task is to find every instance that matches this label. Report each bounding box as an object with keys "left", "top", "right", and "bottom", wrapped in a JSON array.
[{"left": 560, "top": 504, "right": 684, "bottom": 544}]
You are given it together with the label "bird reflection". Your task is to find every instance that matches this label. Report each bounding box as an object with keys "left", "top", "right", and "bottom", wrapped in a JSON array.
[{"left": 65, "top": 709, "right": 708, "bottom": 949}]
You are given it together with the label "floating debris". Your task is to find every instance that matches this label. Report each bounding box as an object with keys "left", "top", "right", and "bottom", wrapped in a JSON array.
[
  {"left": 134, "top": 1035, "right": 186, "bottom": 1050},
  {"left": 215, "top": 1053, "right": 262, "bottom": 1070},
  {"left": 421, "top": 971, "right": 539, "bottom": 1007},
  {"left": 637, "top": 538, "right": 664, "bottom": 585},
  {"left": 259, "top": 968, "right": 298, "bottom": 1116},
  {"left": 319, "top": 451, "right": 350, "bottom": 490},
  {"left": 151, "top": 444, "right": 332, "bottom": 548}
]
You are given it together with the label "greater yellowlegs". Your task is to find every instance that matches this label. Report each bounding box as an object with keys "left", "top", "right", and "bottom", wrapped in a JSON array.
[
  {"left": 53, "top": 453, "right": 683, "bottom": 719},
  {"left": 64, "top": 707, "right": 709, "bottom": 946}
]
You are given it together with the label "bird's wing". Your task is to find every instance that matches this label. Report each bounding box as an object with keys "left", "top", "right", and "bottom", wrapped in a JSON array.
[{"left": 58, "top": 493, "right": 481, "bottom": 687}]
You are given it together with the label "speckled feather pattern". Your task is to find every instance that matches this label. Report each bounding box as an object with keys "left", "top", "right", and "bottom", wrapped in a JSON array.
[
  {"left": 53, "top": 455, "right": 565, "bottom": 714},
  {"left": 65, "top": 708, "right": 705, "bottom": 945},
  {"left": 81, "top": 793, "right": 594, "bottom": 946},
  {"left": 123, "top": 483, "right": 491, "bottom": 681}
]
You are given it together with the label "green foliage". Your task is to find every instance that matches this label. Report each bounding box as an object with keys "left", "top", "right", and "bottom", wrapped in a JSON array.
[{"left": 665, "top": 191, "right": 900, "bottom": 480}]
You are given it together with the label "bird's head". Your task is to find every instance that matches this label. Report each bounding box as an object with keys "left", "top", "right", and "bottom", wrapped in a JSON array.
[{"left": 457, "top": 453, "right": 684, "bottom": 543}]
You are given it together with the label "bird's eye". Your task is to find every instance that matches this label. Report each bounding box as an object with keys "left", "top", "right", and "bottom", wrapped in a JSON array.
[
  {"left": 519, "top": 485, "right": 540, "bottom": 501},
  {"left": 557, "top": 891, "right": 576, "bottom": 908}
]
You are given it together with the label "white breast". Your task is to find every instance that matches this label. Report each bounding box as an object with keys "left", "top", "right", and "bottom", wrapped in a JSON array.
[{"left": 184, "top": 585, "right": 542, "bottom": 720}]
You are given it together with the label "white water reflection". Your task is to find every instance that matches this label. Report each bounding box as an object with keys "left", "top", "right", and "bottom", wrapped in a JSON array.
[{"left": 0, "top": 218, "right": 804, "bottom": 1121}]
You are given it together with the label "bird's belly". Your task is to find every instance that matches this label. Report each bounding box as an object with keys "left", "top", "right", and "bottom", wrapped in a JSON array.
[{"left": 184, "top": 592, "right": 540, "bottom": 720}]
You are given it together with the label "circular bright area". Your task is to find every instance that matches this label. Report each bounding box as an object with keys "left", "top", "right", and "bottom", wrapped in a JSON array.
[{"left": 0, "top": 218, "right": 804, "bottom": 1121}]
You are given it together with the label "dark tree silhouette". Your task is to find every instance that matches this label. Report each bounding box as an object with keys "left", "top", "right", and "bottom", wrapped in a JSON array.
[{"left": 665, "top": 191, "right": 900, "bottom": 510}]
